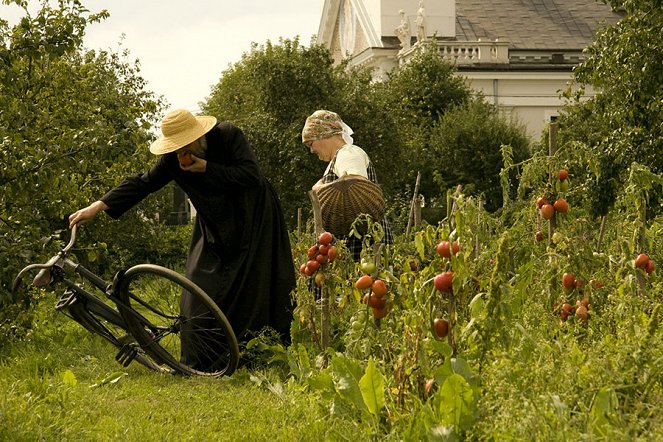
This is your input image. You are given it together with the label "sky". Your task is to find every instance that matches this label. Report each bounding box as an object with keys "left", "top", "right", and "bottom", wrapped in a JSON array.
[{"left": 2, "top": 0, "right": 325, "bottom": 112}]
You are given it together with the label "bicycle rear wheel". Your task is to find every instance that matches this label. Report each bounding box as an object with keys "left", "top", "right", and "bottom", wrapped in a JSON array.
[{"left": 116, "top": 264, "right": 239, "bottom": 377}]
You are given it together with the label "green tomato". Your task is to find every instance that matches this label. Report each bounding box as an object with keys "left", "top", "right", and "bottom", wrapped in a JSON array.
[
  {"left": 559, "top": 180, "right": 569, "bottom": 192},
  {"left": 350, "top": 320, "right": 364, "bottom": 331},
  {"left": 360, "top": 259, "right": 377, "bottom": 274},
  {"left": 552, "top": 231, "right": 564, "bottom": 244}
]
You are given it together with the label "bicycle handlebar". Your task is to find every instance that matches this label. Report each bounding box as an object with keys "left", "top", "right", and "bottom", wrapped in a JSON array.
[
  {"left": 11, "top": 224, "right": 80, "bottom": 292},
  {"left": 63, "top": 223, "right": 78, "bottom": 253}
]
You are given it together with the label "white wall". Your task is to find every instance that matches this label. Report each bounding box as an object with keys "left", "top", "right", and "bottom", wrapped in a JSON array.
[
  {"left": 361, "top": 0, "right": 455, "bottom": 39},
  {"left": 462, "top": 71, "right": 591, "bottom": 141}
]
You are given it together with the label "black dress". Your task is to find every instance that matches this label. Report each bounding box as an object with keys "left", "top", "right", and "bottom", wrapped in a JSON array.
[{"left": 100, "top": 123, "right": 296, "bottom": 357}]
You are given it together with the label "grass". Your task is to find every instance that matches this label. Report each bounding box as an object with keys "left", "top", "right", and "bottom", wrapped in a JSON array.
[{"left": 0, "top": 303, "right": 364, "bottom": 441}]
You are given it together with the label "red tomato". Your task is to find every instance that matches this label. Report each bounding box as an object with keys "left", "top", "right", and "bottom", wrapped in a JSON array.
[
  {"left": 433, "top": 318, "right": 449, "bottom": 338},
  {"left": 452, "top": 241, "right": 461, "bottom": 255},
  {"left": 318, "top": 244, "right": 329, "bottom": 255},
  {"left": 371, "top": 279, "right": 388, "bottom": 298},
  {"left": 576, "top": 305, "right": 589, "bottom": 322},
  {"left": 646, "top": 260, "right": 655, "bottom": 274},
  {"left": 307, "top": 245, "right": 318, "bottom": 259},
  {"left": 434, "top": 272, "right": 453, "bottom": 293},
  {"left": 363, "top": 293, "right": 386, "bottom": 309},
  {"left": 327, "top": 246, "right": 337, "bottom": 262},
  {"left": 635, "top": 253, "right": 650, "bottom": 269},
  {"left": 562, "top": 272, "right": 575, "bottom": 289},
  {"left": 536, "top": 197, "right": 549, "bottom": 209},
  {"left": 540, "top": 204, "right": 555, "bottom": 220},
  {"left": 316, "top": 254, "right": 328, "bottom": 264},
  {"left": 355, "top": 275, "right": 373, "bottom": 290},
  {"left": 299, "top": 263, "right": 307, "bottom": 274},
  {"left": 553, "top": 198, "right": 569, "bottom": 214},
  {"left": 318, "top": 231, "right": 333, "bottom": 246},
  {"left": 178, "top": 152, "right": 193, "bottom": 167},
  {"left": 372, "top": 302, "right": 391, "bottom": 319},
  {"left": 436, "top": 241, "right": 451, "bottom": 258},
  {"left": 535, "top": 230, "right": 544, "bottom": 242},
  {"left": 558, "top": 169, "right": 568, "bottom": 181},
  {"left": 306, "top": 260, "right": 320, "bottom": 273},
  {"left": 560, "top": 303, "right": 573, "bottom": 320}
]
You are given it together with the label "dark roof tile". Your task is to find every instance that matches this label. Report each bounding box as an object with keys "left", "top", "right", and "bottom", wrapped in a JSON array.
[{"left": 455, "top": 0, "right": 624, "bottom": 49}]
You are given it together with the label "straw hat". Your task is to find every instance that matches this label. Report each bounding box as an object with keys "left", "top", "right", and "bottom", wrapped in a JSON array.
[
  {"left": 149, "top": 109, "right": 217, "bottom": 155},
  {"left": 315, "top": 175, "right": 385, "bottom": 236}
]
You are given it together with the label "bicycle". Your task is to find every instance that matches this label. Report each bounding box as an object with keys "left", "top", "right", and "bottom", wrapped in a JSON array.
[{"left": 12, "top": 225, "right": 240, "bottom": 377}]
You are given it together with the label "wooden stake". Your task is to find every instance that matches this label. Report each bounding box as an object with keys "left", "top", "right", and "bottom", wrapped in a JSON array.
[
  {"left": 406, "top": 172, "right": 421, "bottom": 239},
  {"left": 308, "top": 190, "right": 328, "bottom": 355}
]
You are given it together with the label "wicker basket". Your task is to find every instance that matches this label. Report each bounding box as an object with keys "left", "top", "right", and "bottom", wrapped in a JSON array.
[{"left": 315, "top": 175, "right": 385, "bottom": 237}]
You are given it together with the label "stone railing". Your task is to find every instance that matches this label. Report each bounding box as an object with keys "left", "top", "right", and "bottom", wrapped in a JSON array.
[{"left": 399, "top": 39, "right": 510, "bottom": 65}]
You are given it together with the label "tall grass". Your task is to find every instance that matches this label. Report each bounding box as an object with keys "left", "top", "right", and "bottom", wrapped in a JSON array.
[{"left": 0, "top": 302, "right": 362, "bottom": 441}]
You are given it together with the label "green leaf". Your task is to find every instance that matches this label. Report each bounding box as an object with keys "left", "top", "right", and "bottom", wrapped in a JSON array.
[
  {"left": 61, "top": 369, "right": 77, "bottom": 387},
  {"left": 589, "top": 387, "right": 619, "bottom": 437},
  {"left": 438, "top": 374, "right": 475, "bottom": 432},
  {"left": 415, "top": 233, "right": 425, "bottom": 260},
  {"left": 330, "top": 354, "right": 367, "bottom": 414},
  {"left": 307, "top": 372, "right": 334, "bottom": 391},
  {"left": 359, "top": 357, "right": 384, "bottom": 417},
  {"left": 430, "top": 339, "right": 453, "bottom": 358}
]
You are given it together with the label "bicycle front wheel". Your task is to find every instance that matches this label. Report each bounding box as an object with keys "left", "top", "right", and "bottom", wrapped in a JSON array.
[{"left": 116, "top": 264, "right": 239, "bottom": 377}]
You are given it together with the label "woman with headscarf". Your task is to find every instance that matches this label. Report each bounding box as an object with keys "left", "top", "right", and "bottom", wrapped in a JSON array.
[
  {"left": 69, "top": 109, "right": 296, "bottom": 368},
  {"left": 302, "top": 110, "right": 392, "bottom": 261}
]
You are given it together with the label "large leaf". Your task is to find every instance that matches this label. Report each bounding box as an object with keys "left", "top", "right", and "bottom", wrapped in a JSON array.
[
  {"left": 589, "top": 387, "right": 619, "bottom": 438},
  {"left": 330, "top": 354, "right": 367, "bottom": 414},
  {"left": 359, "top": 357, "right": 384, "bottom": 417},
  {"left": 438, "top": 374, "right": 476, "bottom": 432}
]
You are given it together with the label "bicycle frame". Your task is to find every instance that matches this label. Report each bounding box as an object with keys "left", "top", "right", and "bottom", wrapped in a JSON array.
[
  {"left": 12, "top": 226, "right": 163, "bottom": 363},
  {"left": 13, "top": 225, "right": 240, "bottom": 376}
]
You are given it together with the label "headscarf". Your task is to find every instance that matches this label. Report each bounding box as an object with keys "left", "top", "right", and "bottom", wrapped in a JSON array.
[{"left": 302, "top": 110, "right": 354, "bottom": 145}]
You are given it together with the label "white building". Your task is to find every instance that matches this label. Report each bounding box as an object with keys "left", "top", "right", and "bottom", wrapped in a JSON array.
[{"left": 316, "top": 0, "right": 624, "bottom": 140}]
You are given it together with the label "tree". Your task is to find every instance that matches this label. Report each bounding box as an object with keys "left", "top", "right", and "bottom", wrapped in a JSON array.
[
  {"left": 0, "top": 0, "right": 173, "bottom": 336},
  {"left": 202, "top": 38, "right": 402, "bottom": 227},
  {"left": 371, "top": 42, "right": 472, "bottom": 201},
  {"left": 557, "top": 0, "right": 663, "bottom": 216},
  {"left": 429, "top": 99, "right": 531, "bottom": 212}
]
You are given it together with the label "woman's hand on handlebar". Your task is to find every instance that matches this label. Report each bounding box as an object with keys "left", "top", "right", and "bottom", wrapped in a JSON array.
[{"left": 68, "top": 200, "right": 109, "bottom": 229}]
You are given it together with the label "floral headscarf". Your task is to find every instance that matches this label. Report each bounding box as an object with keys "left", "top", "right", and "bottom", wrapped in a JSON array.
[{"left": 302, "top": 110, "right": 354, "bottom": 145}]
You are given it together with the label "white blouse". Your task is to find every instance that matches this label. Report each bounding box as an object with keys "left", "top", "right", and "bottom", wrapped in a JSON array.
[{"left": 324, "top": 144, "right": 369, "bottom": 179}]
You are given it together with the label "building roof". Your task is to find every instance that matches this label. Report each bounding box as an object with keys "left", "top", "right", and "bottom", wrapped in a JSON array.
[{"left": 455, "top": 0, "right": 624, "bottom": 50}]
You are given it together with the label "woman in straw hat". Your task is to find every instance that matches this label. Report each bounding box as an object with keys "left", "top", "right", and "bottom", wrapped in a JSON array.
[
  {"left": 69, "top": 109, "right": 296, "bottom": 368},
  {"left": 302, "top": 110, "right": 392, "bottom": 261}
]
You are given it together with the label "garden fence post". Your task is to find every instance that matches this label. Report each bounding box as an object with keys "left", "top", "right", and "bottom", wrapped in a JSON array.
[
  {"left": 548, "top": 122, "right": 558, "bottom": 246},
  {"left": 307, "top": 190, "right": 329, "bottom": 356},
  {"left": 297, "top": 207, "right": 302, "bottom": 241},
  {"left": 406, "top": 172, "right": 421, "bottom": 239}
]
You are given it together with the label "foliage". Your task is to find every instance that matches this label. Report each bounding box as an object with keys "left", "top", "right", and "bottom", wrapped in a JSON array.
[
  {"left": 372, "top": 41, "right": 473, "bottom": 201},
  {"left": 201, "top": 38, "right": 518, "bottom": 230},
  {"left": 428, "top": 99, "right": 531, "bottom": 212},
  {"left": 275, "top": 157, "right": 663, "bottom": 439},
  {"left": 0, "top": 0, "right": 186, "bottom": 338},
  {"left": 557, "top": 0, "right": 663, "bottom": 216},
  {"left": 202, "top": 38, "right": 403, "bottom": 227}
]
